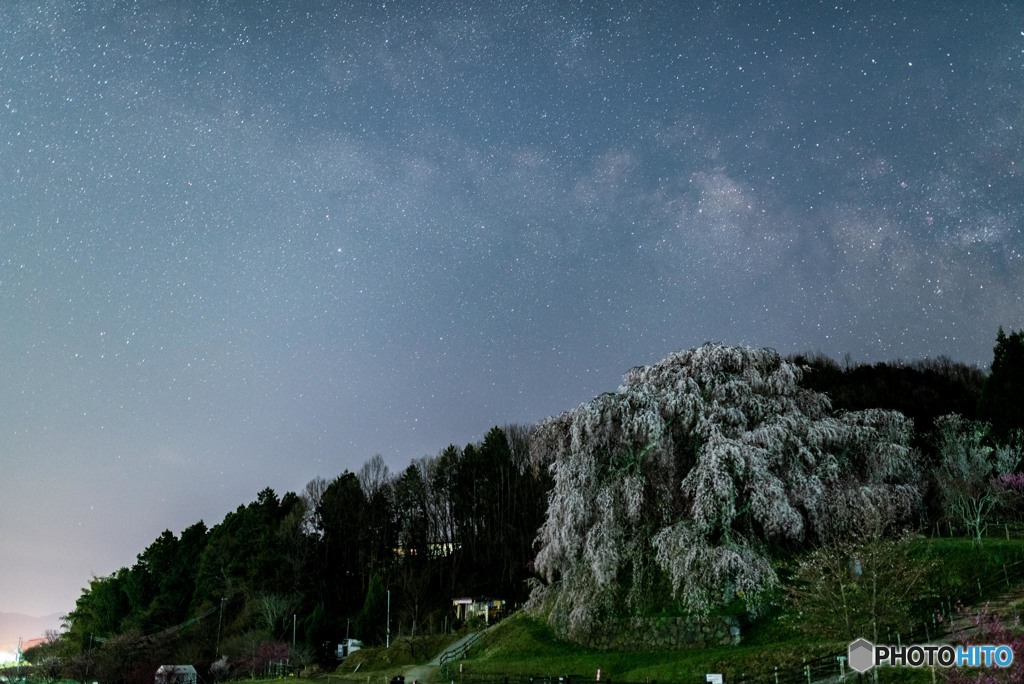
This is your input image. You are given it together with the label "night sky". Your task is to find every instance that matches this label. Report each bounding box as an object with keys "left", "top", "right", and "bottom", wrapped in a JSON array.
[{"left": 2, "top": 1, "right": 1022, "bottom": 620}]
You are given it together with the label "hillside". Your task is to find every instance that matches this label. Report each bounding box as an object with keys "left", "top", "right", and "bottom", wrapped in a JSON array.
[{"left": 0, "top": 612, "right": 62, "bottom": 657}]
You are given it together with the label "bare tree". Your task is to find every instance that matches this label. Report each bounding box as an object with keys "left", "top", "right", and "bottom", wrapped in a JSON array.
[
  {"left": 357, "top": 453, "right": 392, "bottom": 498},
  {"left": 300, "top": 476, "right": 328, "bottom": 537},
  {"left": 933, "top": 414, "right": 1019, "bottom": 541},
  {"left": 254, "top": 594, "right": 297, "bottom": 640},
  {"left": 787, "top": 531, "right": 935, "bottom": 642}
]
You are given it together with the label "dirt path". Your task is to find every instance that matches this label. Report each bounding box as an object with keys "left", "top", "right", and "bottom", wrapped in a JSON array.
[
  {"left": 937, "top": 585, "right": 1024, "bottom": 640},
  {"left": 401, "top": 631, "right": 482, "bottom": 684},
  {"left": 400, "top": 663, "right": 436, "bottom": 684}
]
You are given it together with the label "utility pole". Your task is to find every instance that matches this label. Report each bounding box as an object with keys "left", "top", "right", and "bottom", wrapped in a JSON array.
[{"left": 216, "top": 597, "right": 226, "bottom": 656}]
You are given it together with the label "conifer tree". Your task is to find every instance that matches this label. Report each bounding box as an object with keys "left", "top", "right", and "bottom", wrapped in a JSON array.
[{"left": 979, "top": 327, "right": 1024, "bottom": 442}]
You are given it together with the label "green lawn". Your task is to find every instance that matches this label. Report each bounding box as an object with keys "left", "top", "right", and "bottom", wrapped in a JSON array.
[
  {"left": 441, "top": 612, "right": 938, "bottom": 682},
  {"left": 445, "top": 612, "right": 848, "bottom": 682}
]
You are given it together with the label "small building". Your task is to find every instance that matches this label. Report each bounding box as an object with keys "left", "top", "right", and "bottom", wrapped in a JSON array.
[
  {"left": 336, "top": 638, "right": 363, "bottom": 659},
  {"left": 452, "top": 597, "right": 506, "bottom": 625},
  {"left": 155, "top": 665, "right": 197, "bottom": 684}
]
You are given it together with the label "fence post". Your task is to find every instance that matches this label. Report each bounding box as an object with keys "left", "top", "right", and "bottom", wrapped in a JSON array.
[{"left": 774, "top": 666, "right": 779, "bottom": 684}]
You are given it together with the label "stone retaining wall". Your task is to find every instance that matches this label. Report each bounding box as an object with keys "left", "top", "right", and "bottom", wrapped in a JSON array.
[{"left": 579, "top": 615, "right": 741, "bottom": 650}]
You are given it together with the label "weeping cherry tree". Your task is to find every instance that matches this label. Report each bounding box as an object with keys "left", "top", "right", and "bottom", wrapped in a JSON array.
[{"left": 529, "top": 343, "right": 921, "bottom": 639}]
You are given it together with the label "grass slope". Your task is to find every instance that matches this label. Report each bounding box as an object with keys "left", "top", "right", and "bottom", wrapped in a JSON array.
[
  {"left": 444, "top": 537, "right": 1024, "bottom": 684},
  {"left": 332, "top": 633, "right": 462, "bottom": 681},
  {"left": 452, "top": 612, "right": 846, "bottom": 682}
]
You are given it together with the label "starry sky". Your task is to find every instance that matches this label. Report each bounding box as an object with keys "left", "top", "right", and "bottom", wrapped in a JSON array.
[{"left": 1, "top": 0, "right": 1022, "bottom": 621}]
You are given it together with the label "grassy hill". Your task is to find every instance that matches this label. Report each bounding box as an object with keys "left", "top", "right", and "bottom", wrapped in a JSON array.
[{"left": 324, "top": 536, "right": 1024, "bottom": 684}]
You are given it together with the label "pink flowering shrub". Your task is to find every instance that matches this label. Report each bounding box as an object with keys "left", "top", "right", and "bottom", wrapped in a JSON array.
[
  {"left": 944, "top": 605, "right": 1024, "bottom": 683},
  {"left": 993, "top": 473, "right": 1024, "bottom": 521},
  {"left": 231, "top": 641, "right": 290, "bottom": 679}
]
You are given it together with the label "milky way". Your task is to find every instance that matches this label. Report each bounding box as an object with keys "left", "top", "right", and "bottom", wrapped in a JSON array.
[{"left": 1, "top": 1, "right": 1022, "bottom": 618}]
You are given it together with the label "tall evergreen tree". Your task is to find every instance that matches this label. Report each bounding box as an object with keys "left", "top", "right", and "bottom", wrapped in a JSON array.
[
  {"left": 354, "top": 573, "right": 389, "bottom": 645},
  {"left": 64, "top": 570, "right": 133, "bottom": 650},
  {"left": 429, "top": 444, "right": 464, "bottom": 593},
  {"left": 126, "top": 522, "right": 208, "bottom": 632},
  {"left": 393, "top": 463, "right": 430, "bottom": 561},
  {"left": 979, "top": 327, "right": 1024, "bottom": 442},
  {"left": 316, "top": 472, "right": 373, "bottom": 617}
]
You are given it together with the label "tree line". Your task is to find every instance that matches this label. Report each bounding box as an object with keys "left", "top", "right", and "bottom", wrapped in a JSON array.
[
  {"left": 30, "top": 423, "right": 547, "bottom": 684},
  {"left": 16, "top": 328, "right": 1024, "bottom": 684}
]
